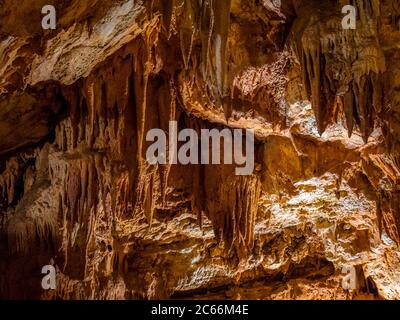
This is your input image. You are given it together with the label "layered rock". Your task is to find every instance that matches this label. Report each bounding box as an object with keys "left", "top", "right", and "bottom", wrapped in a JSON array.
[{"left": 0, "top": 0, "right": 400, "bottom": 300}]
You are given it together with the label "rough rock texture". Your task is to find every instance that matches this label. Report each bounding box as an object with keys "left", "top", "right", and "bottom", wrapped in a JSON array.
[{"left": 1, "top": 0, "right": 400, "bottom": 299}]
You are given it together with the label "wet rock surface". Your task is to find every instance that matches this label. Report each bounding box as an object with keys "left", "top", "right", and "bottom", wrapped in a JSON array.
[{"left": 0, "top": 0, "right": 400, "bottom": 299}]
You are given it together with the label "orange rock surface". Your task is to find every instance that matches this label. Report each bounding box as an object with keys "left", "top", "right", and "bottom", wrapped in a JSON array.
[{"left": 1, "top": 0, "right": 400, "bottom": 299}]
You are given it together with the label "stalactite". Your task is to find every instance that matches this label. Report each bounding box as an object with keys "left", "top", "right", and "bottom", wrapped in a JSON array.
[
  {"left": 134, "top": 47, "right": 149, "bottom": 168},
  {"left": 146, "top": 0, "right": 232, "bottom": 103},
  {"left": 1, "top": 149, "right": 58, "bottom": 256},
  {"left": 162, "top": 0, "right": 175, "bottom": 35},
  {"left": 144, "top": 174, "right": 155, "bottom": 227},
  {"left": 0, "top": 158, "right": 18, "bottom": 205},
  {"left": 145, "top": 0, "right": 155, "bottom": 20},
  {"left": 205, "top": 173, "right": 261, "bottom": 258},
  {"left": 200, "top": 0, "right": 214, "bottom": 80},
  {"left": 378, "top": 189, "right": 400, "bottom": 244},
  {"left": 226, "top": 175, "right": 260, "bottom": 257},
  {"left": 179, "top": 0, "right": 196, "bottom": 69},
  {"left": 354, "top": 74, "right": 375, "bottom": 143},
  {"left": 295, "top": 0, "right": 386, "bottom": 140},
  {"left": 300, "top": 43, "right": 336, "bottom": 135},
  {"left": 343, "top": 83, "right": 355, "bottom": 137},
  {"left": 362, "top": 154, "right": 400, "bottom": 244},
  {"left": 213, "top": 0, "right": 232, "bottom": 98}
]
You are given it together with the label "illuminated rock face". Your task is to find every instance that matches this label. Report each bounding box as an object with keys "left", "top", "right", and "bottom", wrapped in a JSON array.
[{"left": 1, "top": 0, "right": 400, "bottom": 299}]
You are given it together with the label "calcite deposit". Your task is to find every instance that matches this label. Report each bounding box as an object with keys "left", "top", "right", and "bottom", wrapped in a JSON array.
[{"left": 1, "top": 0, "right": 400, "bottom": 300}]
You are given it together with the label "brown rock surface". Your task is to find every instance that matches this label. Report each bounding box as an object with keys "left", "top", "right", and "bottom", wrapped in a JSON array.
[{"left": 1, "top": 0, "right": 400, "bottom": 300}]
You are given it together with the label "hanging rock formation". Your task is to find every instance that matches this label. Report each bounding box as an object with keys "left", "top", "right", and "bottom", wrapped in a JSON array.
[{"left": 1, "top": 0, "right": 400, "bottom": 299}]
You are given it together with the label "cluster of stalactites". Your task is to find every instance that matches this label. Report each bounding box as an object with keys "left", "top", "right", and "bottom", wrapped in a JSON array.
[
  {"left": 193, "top": 169, "right": 261, "bottom": 258},
  {"left": 146, "top": 0, "right": 232, "bottom": 98},
  {"left": 296, "top": 0, "right": 386, "bottom": 142}
]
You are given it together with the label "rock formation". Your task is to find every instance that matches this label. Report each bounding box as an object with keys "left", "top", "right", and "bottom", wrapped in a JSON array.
[{"left": 1, "top": 0, "right": 400, "bottom": 299}]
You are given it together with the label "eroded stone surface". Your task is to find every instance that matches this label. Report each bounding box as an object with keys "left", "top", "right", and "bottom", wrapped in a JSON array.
[{"left": 1, "top": 0, "right": 400, "bottom": 300}]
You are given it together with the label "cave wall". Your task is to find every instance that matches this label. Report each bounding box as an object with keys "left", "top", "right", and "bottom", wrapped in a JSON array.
[{"left": 1, "top": 0, "right": 400, "bottom": 299}]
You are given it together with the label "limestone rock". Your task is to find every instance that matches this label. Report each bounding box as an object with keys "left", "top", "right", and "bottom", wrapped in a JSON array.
[{"left": 1, "top": 0, "right": 400, "bottom": 300}]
